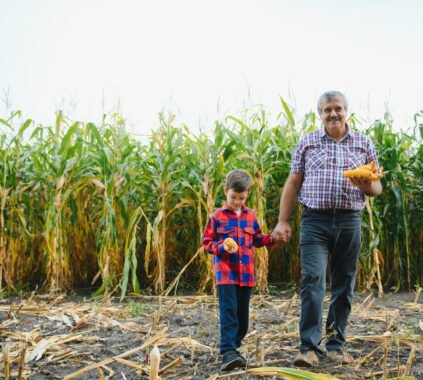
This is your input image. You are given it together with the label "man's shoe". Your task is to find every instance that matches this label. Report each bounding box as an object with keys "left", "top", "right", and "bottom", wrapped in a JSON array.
[
  {"left": 221, "top": 350, "right": 245, "bottom": 371},
  {"left": 236, "top": 351, "right": 247, "bottom": 367},
  {"left": 327, "top": 350, "right": 354, "bottom": 364},
  {"left": 293, "top": 350, "right": 319, "bottom": 367}
]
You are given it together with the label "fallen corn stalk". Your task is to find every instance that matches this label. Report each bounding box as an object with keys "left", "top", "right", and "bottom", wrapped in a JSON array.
[
  {"left": 246, "top": 366, "right": 340, "bottom": 379},
  {"left": 63, "top": 328, "right": 167, "bottom": 379}
]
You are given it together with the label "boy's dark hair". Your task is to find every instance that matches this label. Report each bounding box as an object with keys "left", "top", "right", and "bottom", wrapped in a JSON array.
[{"left": 225, "top": 170, "right": 253, "bottom": 192}]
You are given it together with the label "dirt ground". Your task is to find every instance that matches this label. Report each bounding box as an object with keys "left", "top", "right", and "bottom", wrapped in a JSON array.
[{"left": 0, "top": 290, "right": 421, "bottom": 379}]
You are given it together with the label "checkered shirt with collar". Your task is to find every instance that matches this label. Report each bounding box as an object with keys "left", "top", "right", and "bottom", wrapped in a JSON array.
[
  {"left": 203, "top": 203, "right": 272, "bottom": 287},
  {"left": 291, "top": 126, "right": 379, "bottom": 210}
]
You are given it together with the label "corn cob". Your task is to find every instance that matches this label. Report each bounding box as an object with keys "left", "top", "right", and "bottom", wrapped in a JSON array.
[
  {"left": 343, "top": 161, "right": 383, "bottom": 182},
  {"left": 224, "top": 237, "right": 238, "bottom": 251}
]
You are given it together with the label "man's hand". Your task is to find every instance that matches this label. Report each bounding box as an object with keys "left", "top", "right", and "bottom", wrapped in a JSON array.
[
  {"left": 350, "top": 176, "right": 371, "bottom": 187},
  {"left": 271, "top": 221, "right": 291, "bottom": 245},
  {"left": 350, "top": 176, "right": 382, "bottom": 197}
]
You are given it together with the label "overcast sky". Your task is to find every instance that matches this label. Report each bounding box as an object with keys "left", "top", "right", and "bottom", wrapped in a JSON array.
[{"left": 1, "top": 0, "right": 422, "bottom": 135}]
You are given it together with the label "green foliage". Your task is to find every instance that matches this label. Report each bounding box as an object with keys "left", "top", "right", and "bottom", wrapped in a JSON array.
[{"left": 0, "top": 102, "right": 421, "bottom": 297}]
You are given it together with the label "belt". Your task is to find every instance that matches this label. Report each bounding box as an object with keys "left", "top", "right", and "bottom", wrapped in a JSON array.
[{"left": 302, "top": 205, "right": 358, "bottom": 215}]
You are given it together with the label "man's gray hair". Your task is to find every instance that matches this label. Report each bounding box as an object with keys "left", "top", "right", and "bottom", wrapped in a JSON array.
[{"left": 317, "top": 91, "right": 348, "bottom": 114}]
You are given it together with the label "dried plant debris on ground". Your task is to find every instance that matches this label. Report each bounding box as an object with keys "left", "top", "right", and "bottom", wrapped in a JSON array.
[{"left": 0, "top": 291, "right": 421, "bottom": 379}]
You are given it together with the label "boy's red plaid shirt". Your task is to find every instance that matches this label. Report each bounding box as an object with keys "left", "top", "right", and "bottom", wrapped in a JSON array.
[{"left": 203, "top": 203, "right": 272, "bottom": 287}]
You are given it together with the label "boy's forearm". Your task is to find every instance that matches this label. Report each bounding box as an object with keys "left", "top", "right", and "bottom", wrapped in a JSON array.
[
  {"left": 252, "top": 233, "right": 273, "bottom": 248},
  {"left": 203, "top": 237, "right": 225, "bottom": 255}
]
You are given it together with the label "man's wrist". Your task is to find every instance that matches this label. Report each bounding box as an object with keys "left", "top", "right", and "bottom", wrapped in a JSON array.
[{"left": 278, "top": 217, "right": 289, "bottom": 223}]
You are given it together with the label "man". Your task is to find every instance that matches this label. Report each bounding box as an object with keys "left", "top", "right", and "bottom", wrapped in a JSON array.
[{"left": 272, "top": 91, "right": 382, "bottom": 367}]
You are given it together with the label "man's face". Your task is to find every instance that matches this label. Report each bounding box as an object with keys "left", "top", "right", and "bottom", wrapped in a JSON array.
[
  {"left": 319, "top": 97, "right": 347, "bottom": 136},
  {"left": 224, "top": 188, "right": 248, "bottom": 211}
]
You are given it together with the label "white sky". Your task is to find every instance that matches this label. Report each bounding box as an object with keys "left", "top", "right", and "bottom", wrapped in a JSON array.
[{"left": 1, "top": 0, "right": 423, "bottom": 135}]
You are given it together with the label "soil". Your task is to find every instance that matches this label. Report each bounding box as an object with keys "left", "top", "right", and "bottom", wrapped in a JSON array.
[{"left": 0, "top": 290, "right": 421, "bottom": 379}]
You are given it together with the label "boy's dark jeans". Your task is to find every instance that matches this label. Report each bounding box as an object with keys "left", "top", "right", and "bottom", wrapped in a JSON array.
[
  {"left": 299, "top": 209, "right": 361, "bottom": 355},
  {"left": 217, "top": 284, "right": 252, "bottom": 354}
]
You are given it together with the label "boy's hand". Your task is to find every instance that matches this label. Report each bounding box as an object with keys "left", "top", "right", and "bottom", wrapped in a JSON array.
[
  {"left": 223, "top": 238, "right": 238, "bottom": 253},
  {"left": 270, "top": 233, "right": 287, "bottom": 246}
]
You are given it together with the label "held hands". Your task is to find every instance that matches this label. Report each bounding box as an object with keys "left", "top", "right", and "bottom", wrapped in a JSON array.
[
  {"left": 271, "top": 221, "right": 291, "bottom": 246},
  {"left": 223, "top": 228, "right": 289, "bottom": 253}
]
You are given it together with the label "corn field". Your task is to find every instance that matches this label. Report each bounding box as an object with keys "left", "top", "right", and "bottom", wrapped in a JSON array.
[{"left": 0, "top": 101, "right": 422, "bottom": 298}]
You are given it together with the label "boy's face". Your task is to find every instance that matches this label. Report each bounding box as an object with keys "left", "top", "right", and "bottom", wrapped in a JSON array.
[{"left": 224, "top": 188, "right": 249, "bottom": 211}]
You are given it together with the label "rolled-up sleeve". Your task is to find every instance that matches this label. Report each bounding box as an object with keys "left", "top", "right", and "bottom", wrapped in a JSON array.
[{"left": 290, "top": 140, "right": 305, "bottom": 173}]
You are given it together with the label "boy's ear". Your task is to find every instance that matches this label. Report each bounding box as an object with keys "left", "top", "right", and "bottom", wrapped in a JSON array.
[{"left": 224, "top": 187, "right": 228, "bottom": 195}]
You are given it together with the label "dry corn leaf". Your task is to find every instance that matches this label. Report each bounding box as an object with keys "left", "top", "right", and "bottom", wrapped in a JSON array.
[
  {"left": 70, "top": 319, "right": 88, "bottom": 332},
  {"left": 61, "top": 313, "right": 73, "bottom": 328},
  {"left": 247, "top": 367, "right": 340, "bottom": 379},
  {"left": 159, "top": 337, "right": 212, "bottom": 352},
  {"left": 149, "top": 345, "right": 160, "bottom": 380},
  {"left": 26, "top": 336, "right": 58, "bottom": 362}
]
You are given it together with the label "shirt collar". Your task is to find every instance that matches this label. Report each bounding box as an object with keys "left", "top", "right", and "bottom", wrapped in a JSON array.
[
  {"left": 320, "top": 124, "right": 350, "bottom": 142},
  {"left": 222, "top": 203, "right": 247, "bottom": 213}
]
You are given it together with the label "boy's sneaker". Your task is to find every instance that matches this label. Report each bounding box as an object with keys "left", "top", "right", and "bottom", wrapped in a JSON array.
[{"left": 221, "top": 350, "right": 245, "bottom": 371}]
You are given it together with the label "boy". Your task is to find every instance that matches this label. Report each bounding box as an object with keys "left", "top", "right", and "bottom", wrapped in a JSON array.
[{"left": 203, "top": 170, "right": 282, "bottom": 371}]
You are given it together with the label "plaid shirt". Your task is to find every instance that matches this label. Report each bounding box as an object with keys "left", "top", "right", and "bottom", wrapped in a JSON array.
[
  {"left": 291, "top": 126, "right": 379, "bottom": 210},
  {"left": 203, "top": 203, "right": 272, "bottom": 287}
]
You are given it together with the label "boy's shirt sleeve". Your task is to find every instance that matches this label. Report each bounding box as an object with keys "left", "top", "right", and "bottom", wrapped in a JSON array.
[
  {"left": 251, "top": 217, "right": 275, "bottom": 248},
  {"left": 203, "top": 215, "right": 226, "bottom": 255}
]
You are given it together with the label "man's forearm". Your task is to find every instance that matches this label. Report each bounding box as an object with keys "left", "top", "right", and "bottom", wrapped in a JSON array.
[{"left": 278, "top": 181, "right": 300, "bottom": 222}]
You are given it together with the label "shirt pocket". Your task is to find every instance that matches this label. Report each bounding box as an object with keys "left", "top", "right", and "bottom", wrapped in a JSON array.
[
  {"left": 243, "top": 226, "right": 255, "bottom": 248},
  {"left": 217, "top": 227, "right": 236, "bottom": 241},
  {"left": 347, "top": 147, "right": 366, "bottom": 169},
  {"left": 306, "top": 148, "right": 328, "bottom": 171}
]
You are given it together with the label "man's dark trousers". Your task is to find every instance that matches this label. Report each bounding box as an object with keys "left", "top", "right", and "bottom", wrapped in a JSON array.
[
  {"left": 217, "top": 284, "right": 252, "bottom": 354},
  {"left": 299, "top": 209, "right": 361, "bottom": 355}
]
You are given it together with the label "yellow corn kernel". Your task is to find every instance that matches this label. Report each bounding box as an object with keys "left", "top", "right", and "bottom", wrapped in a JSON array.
[
  {"left": 224, "top": 238, "right": 238, "bottom": 251},
  {"left": 344, "top": 161, "right": 383, "bottom": 182},
  {"left": 343, "top": 168, "right": 373, "bottom": 178}
]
